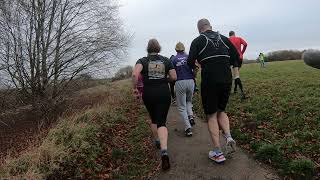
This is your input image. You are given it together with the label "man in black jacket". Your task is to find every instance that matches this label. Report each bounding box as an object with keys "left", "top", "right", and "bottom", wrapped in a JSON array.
[{"left": 187, "top": 18, "right": 239, "bottom": 163}]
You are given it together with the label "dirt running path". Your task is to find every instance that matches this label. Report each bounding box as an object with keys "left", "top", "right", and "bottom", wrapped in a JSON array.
[{"left": 153, "top": 106, "right": 279, "bottom": 180}]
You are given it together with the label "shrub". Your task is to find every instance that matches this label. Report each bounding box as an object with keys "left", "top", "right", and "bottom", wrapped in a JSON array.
[
  {"left": 286, "top": 159, "right": 315, "bottom": 180},
  {"left": 256, "top": 144, "right": 283, "bottom": 164},
  {"left": 113, "top": 65, "right": 133, "bottom": 81},
  {"left": 0, "top": 111, "right": 103, "bottom": 178},
  {"left": 231, "top": 129, "right": 250, "bottom": 143},
  {"left": 250, "top": 141, "right": 263, "bottom": 152}
]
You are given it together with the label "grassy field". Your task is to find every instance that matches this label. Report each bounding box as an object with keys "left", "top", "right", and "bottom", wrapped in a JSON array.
[
  {"left": 194, "top": 60, "right": 320, "bottom": 179},
  {"left": 2, "top": 60, "right": 319, "bottom": 179},
  {"left": 0, "top": 80, "right": 157, "bottom": 179}
]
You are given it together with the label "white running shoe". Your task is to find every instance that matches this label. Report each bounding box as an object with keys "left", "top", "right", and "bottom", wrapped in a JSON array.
[
  {"left": 208, "top": 150, "right": 226, "bottom": 164},
  {"left": 226, "top": 137, "right": 236, "bottom": 154},
  {"left": 185, "top": 128, "right": 193, "bottom": 137}
]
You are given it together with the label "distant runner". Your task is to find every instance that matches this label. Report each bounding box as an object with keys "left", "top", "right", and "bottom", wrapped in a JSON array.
[
  {"left": 132, "top": 39, "right": 177, "bottom": 170},
  {"left": 259, "top": 52, "right": 266, "bottom": 68},
  {"left": 229, "top": 31, "right": 247, "bottom": 100},
  {"left": 171, "top": 42, "right": 196, "bottom": 137},
  {"left": 188, "top": 19, "right": 237, "bottom": 164}
]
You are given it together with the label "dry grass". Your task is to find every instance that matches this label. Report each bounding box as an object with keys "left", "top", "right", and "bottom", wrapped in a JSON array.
[{"left": 0, "top": 79, "right": 157, "bottom": 179}]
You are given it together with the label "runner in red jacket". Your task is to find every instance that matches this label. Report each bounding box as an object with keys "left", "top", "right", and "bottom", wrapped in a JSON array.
[{"left": 229, "top": 31, "right": 247, "bottom": 100}]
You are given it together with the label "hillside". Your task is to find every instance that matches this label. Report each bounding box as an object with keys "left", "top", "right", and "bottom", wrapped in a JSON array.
[{"left": 0, "top": 79, "right": 158, "bottom": 179}]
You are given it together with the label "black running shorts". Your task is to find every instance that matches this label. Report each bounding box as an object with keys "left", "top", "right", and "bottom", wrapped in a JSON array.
[
  {"left": 233, "top": 59, "right": 243, "bottom": 68},
  {"left": 201, "top": 82, "right": 231, "bottom": 115},
  {"left": 238, "top": 60, "right": 243, "bottom": 68},
  {"left": 143, "top": 84, "right": 171, "bottom": 128}
]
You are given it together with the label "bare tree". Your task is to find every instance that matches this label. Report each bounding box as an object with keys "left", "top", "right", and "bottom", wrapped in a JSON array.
[{"left": 0, "top": 0, "right": 129, "bottom": 110}]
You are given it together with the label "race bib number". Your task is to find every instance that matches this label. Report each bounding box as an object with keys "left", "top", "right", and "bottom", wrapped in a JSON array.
[{"left": 148, "top": 60, "right": 165, "bottom": 79}]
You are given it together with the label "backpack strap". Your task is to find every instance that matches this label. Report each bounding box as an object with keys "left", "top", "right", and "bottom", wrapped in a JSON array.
[
  {"left": 197, "top": 32, "right": 231, "bottom": 62},
  {"left": 199, "top": 32, "right": 230, "bottom": 56},
  {"left": 217, "top": 31, "right": 230, "bottom": 50},
  {"left": 198, "top": 34, "right": 209, "bottom": 56}
]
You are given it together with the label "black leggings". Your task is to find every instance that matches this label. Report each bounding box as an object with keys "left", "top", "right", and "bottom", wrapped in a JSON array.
[
  {"left": 234, "top": 78, "right": 244, "bottom": 94},
  {"left": 169, "top": 82, "right": 175, "bottom": 99},
  {"left": 143, "top": 85, "right": 171, "bottom": 128}
]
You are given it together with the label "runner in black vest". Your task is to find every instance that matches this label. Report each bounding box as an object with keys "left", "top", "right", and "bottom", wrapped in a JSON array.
[
  {"left": 132, "top": 39, "right": 177, "bottom": 171},
  {"left": 187, "top": 19, "right": 238, "bottom": 164}
]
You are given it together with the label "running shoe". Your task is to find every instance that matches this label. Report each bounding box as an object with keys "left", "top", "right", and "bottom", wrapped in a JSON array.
[
  {"left": 189, "top": 116, "right": 195, "bottom": 126},
  {"left": 161, "top": 154, "right": 170, "bottom": 170},
  {"left": 240, "top": 91, "right": 246, "bottom": 100},
  {"left": 171, "top": 99, "right": 176, "bottom": 105},
  {"left": 208, "top": 150, "right": 226, "bottom": 164},
  {"left": 155, "top": 140, "right": 161, "bottom": 149},
  {"left": 225, "top": 137, "right": 236, "bottom": 154},
  {"left": 185, "top": 128, "right": 193, "bottom": 137},
  {"left": 194, "top": 86, "right": 199, "bottom": 92}
]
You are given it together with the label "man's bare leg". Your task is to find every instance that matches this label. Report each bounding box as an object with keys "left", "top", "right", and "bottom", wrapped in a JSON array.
[
  {"left": 151, "top": 123, "right": 158, "bottom": 139},
  {"left": 207, "top": 113, "right": 221, "bottom": 148},
  {"left": 150, "top": 123, "right": 160, "bottom": 149},
  {"left": 217, "top": 112, "right": 230, "bottom": 135},
  {"left": 207, "top": 112, "right": 227, "bottom": 163},
  {"left": 158, "top": 126, "right": 170, "bottom": 170},
  {"left": 158, "top": 126, "right": 168, "bottom": 150},
  {"left": 217, "top": 112, "right": 236, "bottom": 153}
]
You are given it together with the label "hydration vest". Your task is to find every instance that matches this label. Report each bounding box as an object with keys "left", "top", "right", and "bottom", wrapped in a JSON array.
[{"left": 198, "top": 31, "right": 230, "bottom": 63}]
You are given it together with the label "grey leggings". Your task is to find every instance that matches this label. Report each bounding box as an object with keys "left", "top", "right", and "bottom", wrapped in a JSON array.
[{"left": 175, "top": 79, "right": 195, "bottom": 130}]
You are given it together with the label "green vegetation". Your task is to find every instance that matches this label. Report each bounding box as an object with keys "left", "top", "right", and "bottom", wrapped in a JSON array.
[
  {"left": 194, "top": 60, "right": 320, "bottom": 179},
  {"left": 113, "top": 108, "right": 157, "bottom": 179},
  {"left": 256, "top": 144, "right": 283, "bottom": 164},
  {"left": 0, "top": 80, "right": 157, "bottom": 179}
]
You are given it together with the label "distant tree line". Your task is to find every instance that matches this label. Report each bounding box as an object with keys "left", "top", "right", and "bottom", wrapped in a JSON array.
[
  {"left": 265, "top": 50, "right": 303, "bottom": 62},
  {"left": 243, "top": 50, "right": 304, "bottom": 64},
  {"left": 112, "top": 65, "right": 133, "bottom": 81}
]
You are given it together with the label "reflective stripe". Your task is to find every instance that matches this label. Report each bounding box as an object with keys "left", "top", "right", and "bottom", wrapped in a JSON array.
[
  {"left": 198, "top": 34, "right": 208, "bottom": 55},
  {"left": 218, "top": 32, "right": 230, "bottom": 50},
  {"left": 198, "top": 32, "right": 230, "bottom": 62},
  {"left": 199, "top": 33, "right": 230, "bottom": 56},
  {"left": 201, "top": 55, "right": 230, "bottom": 62}
]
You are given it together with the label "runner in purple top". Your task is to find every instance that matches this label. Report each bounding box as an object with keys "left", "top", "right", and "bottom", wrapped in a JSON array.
[{"left": 171, "top": 42, "right": 196, "bottom": 137}]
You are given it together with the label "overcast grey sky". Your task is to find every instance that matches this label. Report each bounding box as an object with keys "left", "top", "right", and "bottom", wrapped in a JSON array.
[{"left": 119, "top": 0, "right": 320, "bottom": 66}]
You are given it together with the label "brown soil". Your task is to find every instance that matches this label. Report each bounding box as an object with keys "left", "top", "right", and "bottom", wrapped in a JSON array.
[{"left": 0, "top": 106, "right": 42, "bottom": 162}]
